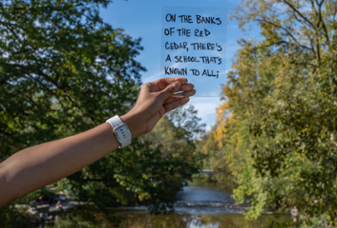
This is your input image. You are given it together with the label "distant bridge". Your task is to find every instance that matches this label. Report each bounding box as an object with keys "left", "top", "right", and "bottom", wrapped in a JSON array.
[{"left": 199, "top": 170, "right": 215, "bottom": 175}]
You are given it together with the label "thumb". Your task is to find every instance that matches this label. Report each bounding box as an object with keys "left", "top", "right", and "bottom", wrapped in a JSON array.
[{"left": 159, "top": 81, "right": 181, "bottom": 100}]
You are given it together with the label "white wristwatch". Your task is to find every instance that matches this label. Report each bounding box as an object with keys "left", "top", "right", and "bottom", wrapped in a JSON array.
[{"left": 106, "top": 115, "right": 132, "bottom": 148}]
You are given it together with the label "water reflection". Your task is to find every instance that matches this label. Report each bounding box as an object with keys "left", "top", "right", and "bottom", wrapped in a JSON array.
[
  {"left": 50, "top": 209, "right": 293, "bottom": 228},
  {"left": 117, "top": 212, "right": 293, "bottom": 228},
  {"left": 115, "top": 178, "right": 293, "bottom": 227},
  {"left": 49, "top": 178, "right": 294, "bottom": 228}
]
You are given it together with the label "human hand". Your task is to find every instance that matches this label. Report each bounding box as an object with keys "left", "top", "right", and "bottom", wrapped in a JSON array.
[
  {"left": 0, "top": 78, "right": 194, "bottom": 208},
  {"left": 121, "top": 78, "right": 195, "bottom": 138}
]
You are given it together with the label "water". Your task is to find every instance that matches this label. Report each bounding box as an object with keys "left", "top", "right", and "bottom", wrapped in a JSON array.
[
  {"left": 52, "top": 177, "right": 294, "bottom": 227},
  {"left": 117, "top": 212, "right": 293, "bottom": 228},
  {"left": 176, "top": 178, "right": 235, "bottom": 203},
  {"left": 174, "top": 178, "right": 241, "bottom": 213},
  {"left": 114, "top": 177, "right": 294, "bottom": 228}
]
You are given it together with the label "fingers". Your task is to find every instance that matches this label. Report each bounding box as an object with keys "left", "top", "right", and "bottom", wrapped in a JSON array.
[
  {"left": 140, "top": 77, "right": 195, "bottom": 105},
  {"left": 177, "top": 88, "right": 196, "bottom": 97},
  {"left": 176, "top": 83, "right": 194, "bottom": 92},
  {"left": 157, "top": 81, "right": 181, "bottom": 101},
  {"left": 158, "top": 80, "right": 195, "bottom": 100},
  {"left": 164, "top": 95, "right": 184, "bottom": 105},
  {"left": 164, "top": 89, "right": 196, "bottom": 104},
  {"left": 151, "top": 78, "right": 188, "bottom": 92},
  {"left": 164, "top": 97, "right": 190, "bottom": 113}
]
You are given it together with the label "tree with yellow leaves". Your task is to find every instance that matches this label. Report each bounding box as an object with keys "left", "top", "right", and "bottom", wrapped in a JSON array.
[{"left": 212, "top": 0, "right": 337, "bottom": 224}]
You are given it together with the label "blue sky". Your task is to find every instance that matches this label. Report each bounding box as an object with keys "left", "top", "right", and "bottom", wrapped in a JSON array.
[{"left": 100, "top": 0, "right": 260, "bottom": 131}]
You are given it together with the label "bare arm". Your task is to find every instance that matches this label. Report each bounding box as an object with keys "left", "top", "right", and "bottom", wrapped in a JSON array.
[{"left": 0, "top": 78, "right": 195, "bottom": 208}]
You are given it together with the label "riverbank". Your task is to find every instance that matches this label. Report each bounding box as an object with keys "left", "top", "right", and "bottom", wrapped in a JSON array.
[
  {"left": 19, "top": 197, "right": 88, "bottom": 226},
  {"left": 24, "top": 177, "right": 295, "bottom": 227}
]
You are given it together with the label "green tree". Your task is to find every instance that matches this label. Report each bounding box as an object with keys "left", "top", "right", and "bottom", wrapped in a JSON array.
[
  {"left": 0, "top": 0, "right": 198, "bottom": 226},
  {"left": 0, "top": 0, "right": 143, "bottom": 158},
  {"left": 141, "top": 105, "right": 206, "bottom": 164},
  {"left": 195, "top": 125, "right": 221, "bottom": 170},
  {"left": 213, "top": 0, "right": 337, "bottom": 224},
  {"left": 214, "top": 42, "right": 302, "bottom": 219}
]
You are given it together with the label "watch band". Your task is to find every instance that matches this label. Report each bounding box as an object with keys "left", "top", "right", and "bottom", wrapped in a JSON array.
[{"left": 106, "top": 115, "right": 132, "bottom": 148}]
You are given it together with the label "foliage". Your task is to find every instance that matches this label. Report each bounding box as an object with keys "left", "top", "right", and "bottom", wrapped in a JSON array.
[
  {"left": 195, "top": 125, "right": 220, "bottom": 170},
  {"left": 0, "top": 206, "right": 33, "bottom": 228},
  {"left": 63, "top": 139, "right": 198, "bottom": 213},
  {"left": 212, "top": 0, "right": 337, "bottom": 224},
  {"left": 141, "top": 105, "right": 206, "bottom": 163},
  {"left": 0, "top": 0, "right": 199, "bottom": 226},
  {"left": 167, "top": 105, "right": 206, "bottom": 142},
  {"left": 24, "top": 187, "right": 53, "bottom": 202},
  {"left": 299, "top": 213, "right": 330, "bottom": 228},
  {"left": 0, "top": 0, "right": 143, "bottom": 159}
]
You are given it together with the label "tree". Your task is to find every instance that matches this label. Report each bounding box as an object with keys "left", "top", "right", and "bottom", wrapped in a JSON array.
[
  {"left": 0, "top": 0, "right": 143, "bottom": 158},
  {"left": 141, "top": 105, "right": 206, "bottom": 164},
  {"left": 0, "top": 0, "right": 198, "bottom": 226},
  {"left": 213, "top": 0, "right": 337, "bottom": 224},
  {"left": 195, "top": 125, "right": 221, "bottom": 171},
  {"left": 214, "top": 42, "right": 303, "bottom": 219}
]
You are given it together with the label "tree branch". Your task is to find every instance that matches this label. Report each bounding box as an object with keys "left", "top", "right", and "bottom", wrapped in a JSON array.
[
  {"left": 256, "top": 19, "right": 313, "bottom": 53},
  {"left": 282, "top": 0, "right": 316, "bottom": 30},
  {"left": 317, "top": 0, "right": 330, "bottom": 43}
]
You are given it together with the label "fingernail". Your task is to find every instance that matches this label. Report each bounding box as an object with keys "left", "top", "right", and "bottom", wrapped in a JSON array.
[{"left": 172, "top": 81, "right": 180, "bottom": 90}]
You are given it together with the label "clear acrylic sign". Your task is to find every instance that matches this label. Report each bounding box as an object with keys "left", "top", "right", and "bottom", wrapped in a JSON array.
[{"left": 161, "top": 6, "right": 227, "bottom": 97}]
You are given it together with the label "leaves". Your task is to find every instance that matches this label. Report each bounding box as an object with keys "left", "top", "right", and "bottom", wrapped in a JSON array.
[
  {"left": 0, "top": 0, "right": 199, "bottom": 226},
  {"left": 211, "top": 0, "right": 337, "bottom": 224}
]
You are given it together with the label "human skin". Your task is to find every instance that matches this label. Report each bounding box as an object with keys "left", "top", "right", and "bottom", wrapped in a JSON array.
[{"left": 0, "top": 77, "right": 195, "bottom": 208}]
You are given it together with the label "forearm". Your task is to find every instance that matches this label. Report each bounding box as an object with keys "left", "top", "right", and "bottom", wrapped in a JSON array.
[
  {"left": 0, "top": 78, "right": 194, "bottom": 208},
  {"left": 0, "top": 122, "right": 118, "bottom": 207}
]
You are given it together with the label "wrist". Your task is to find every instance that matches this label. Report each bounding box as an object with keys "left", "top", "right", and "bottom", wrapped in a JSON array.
[
  {"left": 106, "top": 115, "right": 132, "bottom": 148},
  {"left": 120, "top": 112, "right": 146, "bottom": 139}
]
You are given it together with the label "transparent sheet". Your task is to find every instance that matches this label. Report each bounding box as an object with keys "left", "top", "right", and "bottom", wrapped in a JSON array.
[{"left": 161, "top": 6, "right": 227, "bottom": 97}]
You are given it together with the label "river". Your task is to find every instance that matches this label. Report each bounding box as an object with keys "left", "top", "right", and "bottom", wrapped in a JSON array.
[
  {"left": 49, "top": 177, "right": 294, "bottom": 227},
  {"left": 112, "top": 177, "right": 294, "bottom": 228}
]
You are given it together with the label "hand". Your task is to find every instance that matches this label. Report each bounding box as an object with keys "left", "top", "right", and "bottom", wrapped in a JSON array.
[
  {"left": 0, "top": 78, "right": 195, "bottom": 207},
  {"left": 121, "top": 78, "right": 195, "bottom": 138}
]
